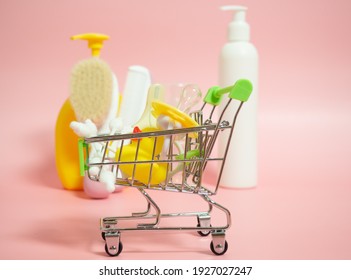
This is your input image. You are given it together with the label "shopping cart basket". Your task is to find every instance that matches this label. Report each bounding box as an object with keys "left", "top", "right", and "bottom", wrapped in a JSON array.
[{"left": 78, "top": 79, "right": 252, "bottom": 256}]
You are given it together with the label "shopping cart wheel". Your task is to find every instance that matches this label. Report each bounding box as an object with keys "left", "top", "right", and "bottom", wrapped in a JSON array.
[
  {"left": 105, "top": 241, "right": 123, "bottom": 257},
  {"left": 197, "top": 215, "right": 212, "bottom": 236},
  {"left": 197, "top": 224, "right": 212, "bottom": 236},
  {"left": 210, "top": 230, "right": 228, "bottom": 255},
  {"left": 210, "top": 240, "right": 228, "bottom": 256}
]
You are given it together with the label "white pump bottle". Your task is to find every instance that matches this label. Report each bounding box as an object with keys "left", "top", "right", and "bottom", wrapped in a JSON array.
[{"left": 218, "top": 5, "right": 258, "bottom": 188}]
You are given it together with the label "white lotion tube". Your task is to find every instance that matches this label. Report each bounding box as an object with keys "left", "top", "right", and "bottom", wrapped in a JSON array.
[
  {"left": 119, "top": 65, "right": 151, "bottom": 128},
  {"left": 218, "top": 6, "right": 258, "bottom": 188}
]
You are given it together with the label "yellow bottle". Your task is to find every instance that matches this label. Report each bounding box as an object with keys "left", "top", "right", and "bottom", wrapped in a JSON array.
[
  {"left": 55, "top": 33, "right": 114, "bottom": 191},
  {"left": 55, "top": 99, "right": 83, "bottom": 190}
]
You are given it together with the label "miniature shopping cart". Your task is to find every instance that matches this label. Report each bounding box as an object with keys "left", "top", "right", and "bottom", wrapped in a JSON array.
[{"left": 78, "top": 79, "right": 252, "bottom": 256}]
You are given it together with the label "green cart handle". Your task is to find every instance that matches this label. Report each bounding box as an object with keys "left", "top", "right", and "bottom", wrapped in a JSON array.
[
  {"left": 78, "top": 139, "right": 88, "bottom": 176},
  {"left": 203, "top": 79, "right": 253, "bottom": 106}
]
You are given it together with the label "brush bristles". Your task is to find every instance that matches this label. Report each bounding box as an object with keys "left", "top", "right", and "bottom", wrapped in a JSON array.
[{"left": 70, "top": 58, "right": 113, "bottom": 128}]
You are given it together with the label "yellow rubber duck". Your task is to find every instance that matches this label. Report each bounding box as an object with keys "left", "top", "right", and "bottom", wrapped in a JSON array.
[{"left": 116, "top": 127, "right": 167, "bottom": 185}]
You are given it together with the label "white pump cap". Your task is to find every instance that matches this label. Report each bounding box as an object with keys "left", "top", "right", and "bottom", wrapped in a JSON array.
[{"left": 221, "top": 5, "right": 250, "bottom": 42}]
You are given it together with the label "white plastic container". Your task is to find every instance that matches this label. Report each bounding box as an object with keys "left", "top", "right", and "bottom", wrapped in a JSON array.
[
  {"left": 218, "top": 5, "right": 258, "bottom": 188},
  {"left": 119, "top": 65, "right": 151, "bottom": 129}
]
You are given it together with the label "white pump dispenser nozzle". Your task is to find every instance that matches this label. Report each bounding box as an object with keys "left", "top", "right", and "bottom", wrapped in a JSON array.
[{"left": 221, "top": 5, "right": 250, "bottom": 42}]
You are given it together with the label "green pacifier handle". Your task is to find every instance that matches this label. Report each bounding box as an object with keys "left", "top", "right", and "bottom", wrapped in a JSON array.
[
  {"left": 203, "top": 79, "right": 253, "bottom": 106},
  {"left": 78, "top": 139, "right": 88, "bottom": 176},
  {"left": 176, "top": 149, "right": 201, "bottom": 161}
]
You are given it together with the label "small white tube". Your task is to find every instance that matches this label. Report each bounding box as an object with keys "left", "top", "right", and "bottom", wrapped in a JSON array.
[{"left": 119, "top": 66, "right": 151, "bottom": 128}]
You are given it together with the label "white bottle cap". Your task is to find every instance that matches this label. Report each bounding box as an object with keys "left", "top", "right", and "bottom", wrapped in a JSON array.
[{"left": 221, "top": 5, "right": 250, "bottom": 42}]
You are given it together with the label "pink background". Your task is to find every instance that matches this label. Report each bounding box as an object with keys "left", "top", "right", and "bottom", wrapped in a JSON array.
[{"left": 1, "top": 0, "right": 350, "bottom": 259}]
